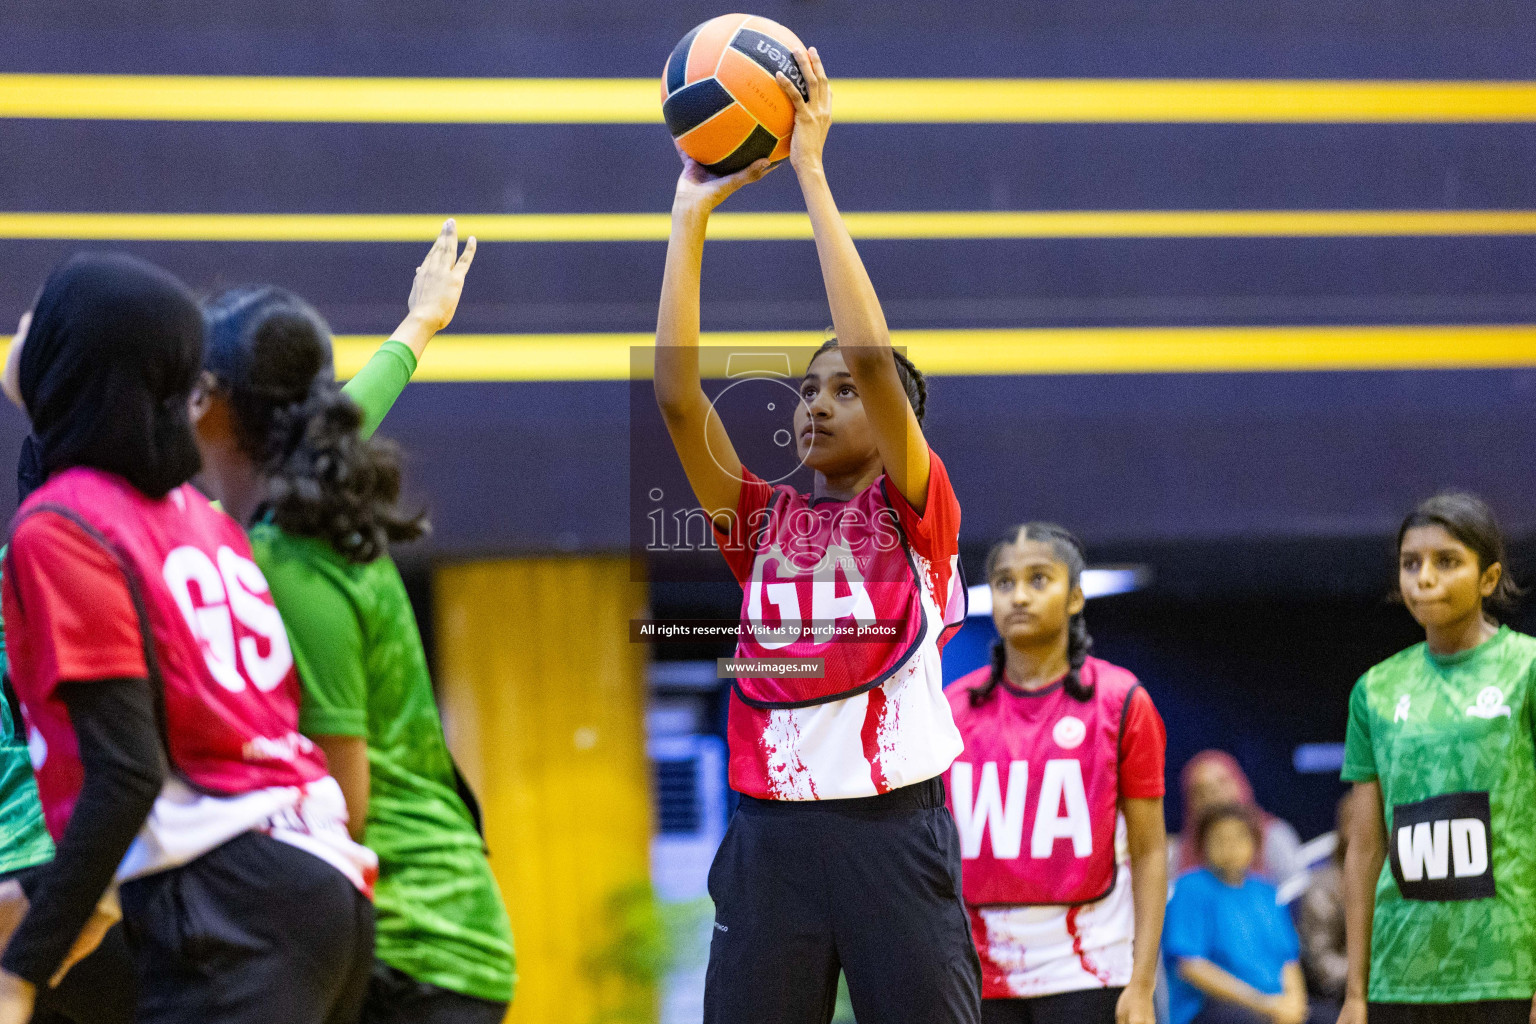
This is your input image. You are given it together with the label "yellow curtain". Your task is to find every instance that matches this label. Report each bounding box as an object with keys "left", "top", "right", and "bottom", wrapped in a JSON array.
[{"left": 434, "top": 555, "right": 653, "bottom": 1024}]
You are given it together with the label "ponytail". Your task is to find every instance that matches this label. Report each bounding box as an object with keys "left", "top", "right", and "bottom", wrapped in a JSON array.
[
  {"left": 969, "top": 637, "right": 1009, "bottom": 707},
  {"left": 1064, "top": 603, "right": 1094, "bottom": 701},
  {"left": 970, "top": 522, "right": 1096, "bottom": 706},
  {"left": 260, "top": 381, "right": 426, "bottom": 563},
  {"left": 204, "top": 286, "right": 427, "bottom": 563}
]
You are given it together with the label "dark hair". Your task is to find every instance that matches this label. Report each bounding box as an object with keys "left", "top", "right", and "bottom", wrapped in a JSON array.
[
  {"left": 1397, "top": 491, "right": 1524, "bottom": 618},
  {"left": 808, "top": 338, "right": 927, "bottom": 425},
  {"left": 1195, "top": 801, "right": 1263, "bottom": 855},
  {"left": 970, "top": 523, "right": 1094, "bottom": 706},
  {"left": 203, "top": 286, "right": 426, "bottom": 563}
]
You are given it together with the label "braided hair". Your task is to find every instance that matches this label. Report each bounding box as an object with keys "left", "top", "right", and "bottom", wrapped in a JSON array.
[
  {"left": 203, "top": 286, "right": 427, "bottom": 563},
  {"left": 808, "top": 338, "right": 928, "bottom": 425},
  {"left": 970, "top": 523, "right": 1095, "bottom": 706}
]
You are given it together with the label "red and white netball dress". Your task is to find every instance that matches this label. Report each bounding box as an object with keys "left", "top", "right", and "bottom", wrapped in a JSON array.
[
  {"left": 4, "top": 467, "right": 375, "bottom": 892},
  {"left": 946, "top": 656, "right": 1165, "bottom": 997},
  {"left": 714, "top": 449, "right": 967, "bottom": 799}
]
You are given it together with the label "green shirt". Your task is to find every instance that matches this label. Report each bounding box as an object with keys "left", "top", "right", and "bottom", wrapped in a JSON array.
[
  {"left": 250, "top": 525, "right": 515, "bottom": 1003},
  {"left": 0, "top": 610, "right": 54, "bottom": 876},
  {"left": 1343, "top": 625, "right": 1536, "bottom": 1004},
  {"left": 0, "top": 339, "right": 423, "bottom": 876}
]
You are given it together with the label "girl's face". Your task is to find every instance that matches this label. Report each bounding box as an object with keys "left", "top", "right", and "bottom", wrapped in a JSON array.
[
  {"left": 1398, "top": 524, "right": 1500, "bottom": 630},
  {"left": 1187, "top": 760, "right": 1244, "bottom": 818},
  {"left": 795, "top": 348, "right": 879, "bottom": 476},
  {"left": 186, "top": 372, "right": 243, "bottom": 467},
  {"left": 989, "top": 539, "right": 1083, "bottom": 648},
  {"left": 1203, "top": 816, "right": 1257, "bottom": 883}
]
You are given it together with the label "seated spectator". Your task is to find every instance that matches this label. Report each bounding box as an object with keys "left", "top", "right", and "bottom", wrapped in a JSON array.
[
  {"left": 1171, "top": 750, "right": 1304, "bottom": 884},
  {"left": 1295, "top": 792, "right": 1352, "bottom": 1013},
  {"left": 1163, "top": 804, "right": 1330, "bottom": 1024}
]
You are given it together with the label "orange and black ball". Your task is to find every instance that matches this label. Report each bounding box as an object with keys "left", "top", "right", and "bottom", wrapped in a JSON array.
[{"left": 662, "top": 14, "right": 810, "bottom": 175}]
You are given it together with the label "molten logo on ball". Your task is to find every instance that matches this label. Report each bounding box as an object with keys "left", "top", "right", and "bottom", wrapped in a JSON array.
[{"left": 661, "top": 14, "right": 809, "bottom": 174}]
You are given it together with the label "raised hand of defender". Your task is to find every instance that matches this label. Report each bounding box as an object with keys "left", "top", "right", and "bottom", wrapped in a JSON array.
[
  {"left": 672, "top": 143, "right": 775, "bottom": 214},
  {"left": 775, "top": 45, "right": 832, "bottom": 173},
  {"left": 406, "top": 219, "right": 477, "bottom": 335}
]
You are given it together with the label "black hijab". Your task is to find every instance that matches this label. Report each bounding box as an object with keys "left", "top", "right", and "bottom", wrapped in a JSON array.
[{"left": 17, "top": 253, "right": 204, "bottom": 500}]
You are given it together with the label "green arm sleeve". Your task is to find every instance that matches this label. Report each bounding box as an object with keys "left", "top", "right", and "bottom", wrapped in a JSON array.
[
  {"left": 1340, "top": 678, "right": 1377, "bottom": 783},
  {"left": 265, "top": 555, "right": 369, "bottom": 738},
  {"left": 342, "top": 339, "right": 418, "bottom": 441}
]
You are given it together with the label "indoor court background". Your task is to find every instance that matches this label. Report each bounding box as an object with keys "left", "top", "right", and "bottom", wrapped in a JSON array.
[{"left": 2, "top": 1, "right": 1535, "bottom": 1020}]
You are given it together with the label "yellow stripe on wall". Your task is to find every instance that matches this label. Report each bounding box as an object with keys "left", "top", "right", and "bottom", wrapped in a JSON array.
[
  {"left": 4, "top": 209, "right": 1536, "bottom": 242},
  {"left": 2, "top": 326, "right": 1531, "bottom": 380},
  {"left": 309, "top": 325, "right": 1536, "bottom": 380},
  {"left": 4, "top": 74, "right": 1536, "bottom": 123}
]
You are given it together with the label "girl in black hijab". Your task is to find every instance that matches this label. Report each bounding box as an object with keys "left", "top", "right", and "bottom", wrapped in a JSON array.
[
  {"left": 6, "top": 252, "right": 203, "bottom": 500},
  {"left": 0, "top": 253, "right": 375, "bottom": 1024},
  {"left": 0, "top": 252, "right": 206, "bottom": 1024}
]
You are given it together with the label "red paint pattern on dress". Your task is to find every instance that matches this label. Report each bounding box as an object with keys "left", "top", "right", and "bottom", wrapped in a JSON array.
[
  {"left": 1066, "top": 905, "right": 1114, "bottom": 985},
  {"left": 967, "top": 906, "right": 1011, "bottom": 999},
  {"left": 757, "top": 710, "right": 816, "bottom": 800},
  {"left": 860, "top": 687, "right": 891, "bottom": 793}
]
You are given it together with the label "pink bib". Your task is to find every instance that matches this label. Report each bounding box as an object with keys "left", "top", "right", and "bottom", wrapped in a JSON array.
[
  {"left": 9, "top": 468, "right": 325, "bottom": 839},
  {"left": 946, "top": 657, "right": 1140, "bottom": 905}
]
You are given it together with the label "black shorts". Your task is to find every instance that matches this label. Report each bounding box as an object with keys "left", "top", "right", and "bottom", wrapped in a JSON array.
[
  {"left": 360, "top": 961, "right": 508, "bottom": 1024},
  {"left": 1367, "top": 1002, "right": 1534, "bottom": 1024},
  {"left": 981, "top": 987, "right": 1122, "bottom": 1024},
  {"left": 703, "top": 775, "right": 982, "bottom": 1024},
  {"left": 119, "top": 830, "right": 374, "bottom": 1024}
]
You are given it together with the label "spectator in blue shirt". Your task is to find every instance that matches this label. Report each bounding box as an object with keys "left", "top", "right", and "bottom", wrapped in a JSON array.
[{"left": 1163, "top": 804, "right": 1327, "bottom": 1024}]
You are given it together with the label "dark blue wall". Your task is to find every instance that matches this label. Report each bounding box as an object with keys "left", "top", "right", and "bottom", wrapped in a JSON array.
[
  {"left": 4, "top": 2, "right": 1535, "bottom": 554},
  {"left": 6, "top": 0, "right": 1536, "bottom": 832},
  {"left": 4, "top": 0, "right": 1534, "bottom": 78}
]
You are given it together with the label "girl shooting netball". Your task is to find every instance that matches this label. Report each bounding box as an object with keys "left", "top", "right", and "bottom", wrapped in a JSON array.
[{"left": 654, "top": 42, "right": 980, "bottom": 1024}]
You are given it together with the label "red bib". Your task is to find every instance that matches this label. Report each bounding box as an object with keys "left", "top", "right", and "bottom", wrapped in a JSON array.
[
  {"left": 729, "top": 478, "right": 934, "bottom": 708},
  {"left": 6, "top": 468, "right": 326, "bottom": 839},
  {"left": 945, "top": 657, "right": 1140, "bottom": 906}
]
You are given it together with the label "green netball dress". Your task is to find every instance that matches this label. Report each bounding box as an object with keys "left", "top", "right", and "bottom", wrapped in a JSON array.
[
  {"left": 1342, "top": 625, "right": 1536, "bottom": 1003},
  {"left": 0, "top": 651, "right": 53, "bottom": 875},
  {"left": 251, "top": 527, "right": 515, "bottom": 1002}
]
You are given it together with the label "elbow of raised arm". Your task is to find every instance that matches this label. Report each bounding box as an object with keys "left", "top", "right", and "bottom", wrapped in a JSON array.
[
  {"left": 654, "top": 385, "right": 705, "bottom": 427},
  {"left": 654, "top": 385, "right": 687, "bottom": 419}
]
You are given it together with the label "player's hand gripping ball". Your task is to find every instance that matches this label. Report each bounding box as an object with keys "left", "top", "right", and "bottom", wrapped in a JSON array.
[{"left": 661, "top": 14, "right": 810, "bottom": 175}]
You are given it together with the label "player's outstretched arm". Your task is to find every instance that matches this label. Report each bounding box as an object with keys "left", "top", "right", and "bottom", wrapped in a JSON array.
[
  {"left": 344, "top": 219, "right": 477, "bottom": 440},
  {"left": 654, "top": 149, "right": 774, "bottom": 523},
  {"left": 777, "top": 47, "right": 931, "bottom": 512}
]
